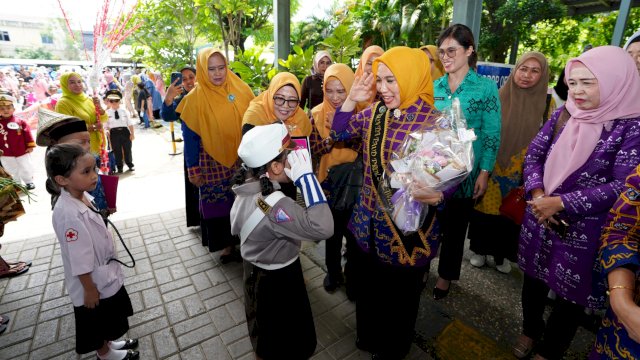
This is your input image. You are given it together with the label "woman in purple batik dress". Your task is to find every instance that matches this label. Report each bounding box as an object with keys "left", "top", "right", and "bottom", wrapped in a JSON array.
[{"left": 513, "top": 46, "right": 640, "bottom": 360}]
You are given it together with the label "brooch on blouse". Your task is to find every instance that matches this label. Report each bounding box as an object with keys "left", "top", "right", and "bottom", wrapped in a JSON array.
[
  {"left": 228, "top": 94, "right": 236, "bottom": 102},
  {"left": 393, "top": 109, "right": 402, "bottom": 119}
]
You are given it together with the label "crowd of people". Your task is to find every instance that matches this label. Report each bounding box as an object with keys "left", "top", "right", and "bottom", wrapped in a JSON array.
[{"left": 0, "top": 22, "right": 640, "bottom": 360}]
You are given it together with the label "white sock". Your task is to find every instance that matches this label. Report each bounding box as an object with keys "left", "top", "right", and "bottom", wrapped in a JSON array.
[
  {"left": 109, "top": 340, "right": 126, "bottom": 350},
  {"left": 97, "top": 348, "right": 127, "bottom": 360}
]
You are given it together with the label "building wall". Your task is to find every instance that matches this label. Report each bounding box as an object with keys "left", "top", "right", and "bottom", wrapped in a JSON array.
[{"left": 0, "top": 14, "right": 79, "bottom": 60}]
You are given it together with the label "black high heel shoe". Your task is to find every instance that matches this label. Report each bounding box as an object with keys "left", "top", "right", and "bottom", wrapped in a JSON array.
[{"left": 433, "top": 280, "right": 451, "bottom": 300}]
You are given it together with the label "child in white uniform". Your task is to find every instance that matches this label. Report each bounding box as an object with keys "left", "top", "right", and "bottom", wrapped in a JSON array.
[
  {"left": 231, "top": 124, "right": 334, "bottom": 360},
  {"left": 45, "top": 143, "right": 139, "bottom": 360}
]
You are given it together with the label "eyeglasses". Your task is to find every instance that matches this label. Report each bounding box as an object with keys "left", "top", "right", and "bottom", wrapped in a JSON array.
[
  {"left": 109, "top": 99, "right": 120, "bottom": 103},
  {"left": 273, "top": 96, "right": 299, "bottom": 108},
  {"left": 438, "top": 46, "right": 463, "bottom": 59}
]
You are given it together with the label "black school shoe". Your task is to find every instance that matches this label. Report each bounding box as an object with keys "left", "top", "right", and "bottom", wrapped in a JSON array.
[
  {"left": 115, "top": 338, "right": 139, "bottom": 350},
  {"left": 96, "top": 349, "right": 139, "bottom": 360}
]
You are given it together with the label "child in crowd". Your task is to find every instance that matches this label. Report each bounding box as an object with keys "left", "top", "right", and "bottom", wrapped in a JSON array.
[
  {"left": 0, "top": 93, "right": 36, "bottom": 189},
  {"left": 104, "top": 90, "right": 135, "bottom": 173},
  {"left": 230, "top": 123, "right": 334, "bottom": 360},
  {"left": 45, "top": 143, "right": 138, "bottom": 360},
  {"left": 36, "top": 108, "right": 110, "bottom": 212}
]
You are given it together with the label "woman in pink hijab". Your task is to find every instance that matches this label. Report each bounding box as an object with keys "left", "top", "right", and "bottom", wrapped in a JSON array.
[{"left": 513, "top": 46, "right": 640, "bottom": 360}]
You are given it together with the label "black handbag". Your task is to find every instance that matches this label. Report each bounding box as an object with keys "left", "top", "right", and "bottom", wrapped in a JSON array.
[{"left": 326, "top": 155, "right": 364, "bottom": 211}]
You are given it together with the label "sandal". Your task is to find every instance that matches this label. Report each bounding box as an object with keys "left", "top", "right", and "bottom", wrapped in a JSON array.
[
  {"left": 6, "top": 261, "right": 32, "bottom": 268},
  {"left": 513, "top": 334, "right": 534, "bottom": 359},
  {"left": 0, "top": 263, "right": 29, "bottom": 278}
]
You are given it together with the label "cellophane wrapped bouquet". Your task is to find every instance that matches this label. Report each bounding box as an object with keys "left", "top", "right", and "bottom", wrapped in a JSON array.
[{"left": 379, "top": 98, "right": 476, "bottom": 234}]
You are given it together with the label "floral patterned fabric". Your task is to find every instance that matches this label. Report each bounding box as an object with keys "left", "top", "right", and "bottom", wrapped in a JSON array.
[{"left": 518, "top": 108, "right": 640, "bottom": 309}]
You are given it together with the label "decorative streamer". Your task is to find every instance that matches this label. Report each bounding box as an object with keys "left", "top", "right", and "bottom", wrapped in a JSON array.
[{"left": 56, "top": 0, "right": 142, "bottom": 173}]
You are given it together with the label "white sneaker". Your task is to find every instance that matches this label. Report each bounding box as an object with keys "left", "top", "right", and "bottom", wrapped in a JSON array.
[
  {"left": 496, "top": 260, "right": 512, "bottom": 274},
  {"left": 470, "top": 254, "right": 486, "bottom": 267},
  {"left": 486, "top": 255, "right": 496, "bottom": 268}
]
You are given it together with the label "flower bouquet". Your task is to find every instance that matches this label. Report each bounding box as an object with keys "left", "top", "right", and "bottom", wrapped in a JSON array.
[{"left": 379, "top": 98, "right": 475, "bottom": 234}]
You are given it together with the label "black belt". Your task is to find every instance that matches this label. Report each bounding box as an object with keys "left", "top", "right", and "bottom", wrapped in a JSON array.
[{"left": 110, "top": 127, "right": 128, "bottom": 131}]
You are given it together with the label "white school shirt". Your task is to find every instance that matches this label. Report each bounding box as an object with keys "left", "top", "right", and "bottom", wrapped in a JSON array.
[
  {"left": 52, "top": 189, "right": 124, "bottom": 307},
  {"left": 105, "top": 108, "right": 135, "bottom": 130}
]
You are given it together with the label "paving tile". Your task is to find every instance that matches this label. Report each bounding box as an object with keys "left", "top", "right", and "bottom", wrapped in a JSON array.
[
  {"left": 165, "top": 299, "right": 188, "bottom": 325},
  {"left": 1, "top": 285, "right": 45, "bottom": 304},
  {"left": 209, "top": 306, "right": 235, "bottom": 333},
  {"left": 169, "top": 263, "right": 189, "bottom": 280},
  {"left": 129, "top": 305, "right": 166, "bottom": 327},
  {"left": 203, "top": 290, "right": 236, "bottom": 311},
  {"left": 220, "top": 324, "right": 249, "bottom": 345},
  {"left": 41, "top": 296, "right": 71, "bottom": 312},
  {"left": 172, "top": 313, "right": 211, "bottom": 337},
  {"left": 179, "top": 344, "right": 206, "bottom": 360},
  {"left": 176, "top": 324, "right": 218, "bottom": 350},
  {"left": 136, "top": 334, "right": 156, "bottom": 359},
  {"left": 152, "top": 328, "right": 179, "bottom": 358},
  {"left": 183, "top": 293, "right": 206, "bottom": 317},
  {"left": 324, "top": 333, "right": 358, "bottom": 360},
  {"left": 38, "top": 303, "right": 73, "bottom": 322},
  {"left": 201, "top": 336, "right": 232, "bottom": 360},
  {"left": 162, "top": 284, "right": 196, "bottom": 302},
  {"left": 57, "top": 313, "right": 75, "bottom": 341},
  {"left": 129, "top": 289, "right": 144, "bottom": 313},
  {"left": 227, "top": 336, "right": 254, "bottom": 359},
  {"left": 27, "top": 336, "right": 75, "bottom": 360},
  {"left": 12, "top": 303, "right": 39, "bottom": 330},
  {"left": 129, "top": 316, "right": 169, "bottom": 339},
  {"left": 159, "top": 277, "right": 192, "bottom": 294},
  {"left": 190, "top": 272, "right": 213, "bottom": 292},
  {"left": 225, "top": 299, "right": 245, "bottom": 324},
  {"left": 142, "top": 287, "right": 163, "bottom": 308},
  {"left": 43, "top": 280, "right": 65, "bottom": 301},
  {"left": 311, "top": 350, "right": 338, "bottom": 360},
  {"left": 0, "top": 340, "right": 30, "bottom": 359},
  {"left": 0, "top": 325, "right": 34, "bottom": 348},
  {"left": 32, "top": 318, "right": 58, "bottom": 348},
  {"left": 153, "top": 266, "right": 173, "bottom": 285}
]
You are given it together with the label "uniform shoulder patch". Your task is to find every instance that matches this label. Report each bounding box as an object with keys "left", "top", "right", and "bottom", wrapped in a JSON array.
[
  {"left": 274, "top": 208, "right": 292, "bottom": 223},
  {"left": 65, "top": 228, "right": 79, "bottom": 242}
]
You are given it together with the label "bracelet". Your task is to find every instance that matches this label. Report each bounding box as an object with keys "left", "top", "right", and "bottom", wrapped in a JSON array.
[
  {"left": 607, "top": 285, "right": 635, "bottom": 296},
  {"left": 534, "top": 195, "right": 545, "bottom": 199}
]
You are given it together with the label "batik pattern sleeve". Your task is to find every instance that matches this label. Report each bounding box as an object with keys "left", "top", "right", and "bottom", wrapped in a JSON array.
[
  {"left": 478, "top": 82, "right": 501, "bottom": 171},
  {"left": 599, "top": 164, "right": 640, "bottom": 275}
]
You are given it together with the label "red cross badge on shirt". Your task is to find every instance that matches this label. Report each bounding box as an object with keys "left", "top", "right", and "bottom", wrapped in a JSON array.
[{"left": 65, "top": 228, "right": 78, "bottom": 242}]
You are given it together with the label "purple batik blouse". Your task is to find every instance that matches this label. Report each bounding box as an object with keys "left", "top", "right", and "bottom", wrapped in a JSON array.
[{"left": 518, "top": 107, "right": 640, "bottom": 309}]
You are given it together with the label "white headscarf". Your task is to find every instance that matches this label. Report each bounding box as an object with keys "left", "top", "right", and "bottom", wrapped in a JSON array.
[{"left": 623, "top": 29, "right": 640, "bottom": 50}]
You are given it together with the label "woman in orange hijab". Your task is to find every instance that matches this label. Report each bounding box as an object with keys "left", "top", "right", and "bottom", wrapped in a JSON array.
[
  {"left": 309, "top": 63, "right": 359, "bottom": 294},
  {"left": 330, "top": 47, "right": 442, "bottom": 359},
  {"left": 242, "top": 72, "right": 311, "bottom": 137},
  {"left": 177, "top": 48, "right": 254, "bottom": 262},
  {"left": 354, "top": 45, "right": 384, "bottom": 108}
]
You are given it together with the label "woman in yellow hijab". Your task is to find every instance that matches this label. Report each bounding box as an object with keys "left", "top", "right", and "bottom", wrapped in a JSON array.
[
  {"left": 327, "top": 47, "right": 442, "bottom": 359},
  {"left": 420, "top": 45, "right": 445, "bottom": 81},
  {"left": 176, "top": 48, "right": 254, "bottom": 262},
  {"left": 55, "top": 72, "right": 107, "bottom": 154},
  {"left": 308, "top": 63, "right": 359, "bottom": 293},
  {"left": 354, "top": 45, "right": 384, "bottom": 108},
  {"left": 242, "top": 72, "right": 311, "bottom": 137}
]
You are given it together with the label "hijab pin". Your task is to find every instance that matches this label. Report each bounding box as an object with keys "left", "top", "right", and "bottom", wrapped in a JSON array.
[
  {"left": 393, "top": 109, "right": 401, "bottom": 119},
  {"left": 228, "top": 94, "right": 236, "bottom": 102}
]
